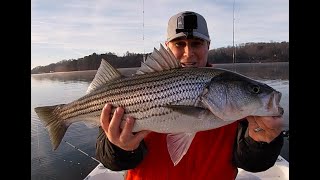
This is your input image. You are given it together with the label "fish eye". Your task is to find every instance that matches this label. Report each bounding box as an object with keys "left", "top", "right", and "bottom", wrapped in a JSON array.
[{"left": 249, "top": 84, "right": 260, "bottom": 94}]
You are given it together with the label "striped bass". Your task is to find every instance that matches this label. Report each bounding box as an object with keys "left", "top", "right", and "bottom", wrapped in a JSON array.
[{"left": 34, "top": 44, "right": 283, "bottom": 166}]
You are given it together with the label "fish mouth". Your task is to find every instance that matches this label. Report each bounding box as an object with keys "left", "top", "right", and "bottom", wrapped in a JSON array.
[
  {"left": 278, "top": 106, "right": 284, "bottom": 116},
  {"left": 275, "top": 91, "right": 282, "bottom": 104},
  {"left": 266, "top": 91, "right": 283, "bottom": 116},
  {"left": 274, "top": 91, "right": 283, "bottom": 115}
]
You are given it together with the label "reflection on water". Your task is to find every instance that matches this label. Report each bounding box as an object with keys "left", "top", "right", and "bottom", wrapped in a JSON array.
[
  {"left": 31, "top": 68, "right": 138, "bottom": 83},
  {"left": 31, "top": 70, "right": 97, "bottom": 83},
  {"left": 31, "top": 79, "right": 99, "bottom": 180},
  {"left": 31, "top": 62, "right": 289, "bottom": 179}
]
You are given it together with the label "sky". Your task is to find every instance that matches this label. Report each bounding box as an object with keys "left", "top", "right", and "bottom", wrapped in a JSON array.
[{"left": 31, "top": 0, "right": 289, "bottom": 69}]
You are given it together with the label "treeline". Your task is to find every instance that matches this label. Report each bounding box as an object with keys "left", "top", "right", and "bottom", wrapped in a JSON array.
[
  {"left": 31, "top": 41, "right": 288, "bottom": 74},
  {"left": 208, "top": 41, "right": 288, "bottom": 64}
]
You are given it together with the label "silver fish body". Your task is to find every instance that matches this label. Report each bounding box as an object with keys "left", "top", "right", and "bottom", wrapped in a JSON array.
[{"left": 34, "top": 44, "right": 283, "bottom": 166}]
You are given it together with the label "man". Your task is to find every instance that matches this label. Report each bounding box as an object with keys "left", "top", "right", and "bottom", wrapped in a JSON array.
[{"left": 96, "top": 11, "right": 283, "bottom": 180}]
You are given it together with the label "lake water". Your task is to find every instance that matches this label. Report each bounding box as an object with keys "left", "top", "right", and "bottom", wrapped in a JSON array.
[{"left": 31, "top": 62, "right": 289, "bottom": 180}]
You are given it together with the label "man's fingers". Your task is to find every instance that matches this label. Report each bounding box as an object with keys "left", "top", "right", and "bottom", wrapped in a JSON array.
[
  {"left": 255, "top": 116, "right": 283, "bottom": 131},
  {"left": 134, "top": 130, "right": 151, "bottom": 143},
  {"left": 120, "top": 117, "right": 149, "bottom": 144},
  {"left": 246, "top": 116, "right": 259, "bottom": 129},
  {"left": 254, "top": 117, "right": 269, "bottom": 130},
  {"left": 100, "top": 104, "right": 112, "bottom": 133},
  {"left": 101, "top": 105, "right": 150, "bottom": 150},
  {"left": 263, "top": 116, "right": 284, "bottom": 129},
  {"left": 108, "top": 107, "right": 124, "bottom": 137},
  {"left": 120, "top": 116, "right": 135, "bottom": 140},
  {"left": 132, "top": 130, "right": 151, "bottom": 147}
]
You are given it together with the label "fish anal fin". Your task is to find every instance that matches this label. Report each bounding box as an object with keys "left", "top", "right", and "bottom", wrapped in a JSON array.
[{"left": 167, "top": 132, "right": 196, "bottom": 166}]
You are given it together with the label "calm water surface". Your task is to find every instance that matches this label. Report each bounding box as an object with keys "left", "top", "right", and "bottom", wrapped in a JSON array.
[{"left": 31, "top": 62, "right": 289, "bottom": 180}]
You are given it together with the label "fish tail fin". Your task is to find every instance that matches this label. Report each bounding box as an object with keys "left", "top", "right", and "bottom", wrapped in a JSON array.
[{"left": 34, "top": 104, "right": 68, "bottom": 150}]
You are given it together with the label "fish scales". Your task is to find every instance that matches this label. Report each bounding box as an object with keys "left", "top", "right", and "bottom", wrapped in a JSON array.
[{"left": 56, "top": 68, "right": 218, "bottom": 124}]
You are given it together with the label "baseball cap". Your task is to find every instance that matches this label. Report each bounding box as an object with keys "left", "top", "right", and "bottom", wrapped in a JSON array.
[{"left": 166, "top": 11, "right": 210, "bottom": 42}]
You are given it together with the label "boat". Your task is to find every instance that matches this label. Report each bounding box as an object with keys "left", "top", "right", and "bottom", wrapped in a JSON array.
[{"left": 84, "top": 155, "right": 289, "bottom": 180}]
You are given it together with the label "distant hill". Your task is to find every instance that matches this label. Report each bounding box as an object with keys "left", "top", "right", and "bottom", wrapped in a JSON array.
[{"left": 31, "top": 41, "right": 288, "bottom": 74}]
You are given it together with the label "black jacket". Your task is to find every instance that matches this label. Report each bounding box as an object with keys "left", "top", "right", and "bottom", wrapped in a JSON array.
[{"left": 96, "top": 119, "right": 283, "bottom": 172}]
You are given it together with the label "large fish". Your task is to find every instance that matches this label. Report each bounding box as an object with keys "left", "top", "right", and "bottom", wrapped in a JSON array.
[{"left": 34, "top": 44, "right": 283, "bottom": 166}]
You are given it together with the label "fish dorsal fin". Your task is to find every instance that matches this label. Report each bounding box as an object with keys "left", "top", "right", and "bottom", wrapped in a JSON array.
[
  {"left": 136, "top": 44, "right": 181, "bottom": 75},
  {"left": 86, "top": 59, "right": 122, "bottom": 94}
]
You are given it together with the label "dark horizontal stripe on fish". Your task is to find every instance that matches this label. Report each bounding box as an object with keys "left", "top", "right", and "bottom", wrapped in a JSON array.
[
  {"left": 58, "top": 80, "right": 205, "bottom": 121},
  {"left": 57, "top": 69, "right": 212, "bottom": 120},
  {"left": 123, "top": 85, "right": 205, "bottom": 114}
]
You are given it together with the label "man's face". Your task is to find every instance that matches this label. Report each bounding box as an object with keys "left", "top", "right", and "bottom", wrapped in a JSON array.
[{"left": 166, "top": 38, "right": 209, "bottom": 67}]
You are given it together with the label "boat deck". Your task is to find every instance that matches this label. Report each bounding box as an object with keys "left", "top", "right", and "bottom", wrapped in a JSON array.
[{"left": 84, "top": 155, "right": 288, "bottom": 180}]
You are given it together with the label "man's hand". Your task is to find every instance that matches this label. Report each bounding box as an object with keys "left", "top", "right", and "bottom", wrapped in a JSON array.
[
  {"left": 100, "top": 104, "right": 150, "bottom": 151},
  {"left": 247, "top": 116, "right": 283, "bottom": 143}
]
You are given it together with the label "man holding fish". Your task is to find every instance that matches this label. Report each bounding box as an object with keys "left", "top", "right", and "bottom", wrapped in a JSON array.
[{"left": 96, "top": 11, "right": 284, "bottom": 180}]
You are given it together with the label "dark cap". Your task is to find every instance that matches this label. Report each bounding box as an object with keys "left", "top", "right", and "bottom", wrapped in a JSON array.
[{"left": 166, "top": 11, "right": 210, "bottom": 42}]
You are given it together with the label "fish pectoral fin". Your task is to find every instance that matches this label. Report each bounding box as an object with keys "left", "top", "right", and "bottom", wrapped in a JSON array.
[
  {"left": 167, "top": 132, "right": 196, "bottom": 166},
  {"left": 165, "top": 105, "right": 207, "bottom": 117}
]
